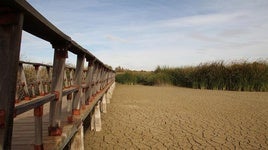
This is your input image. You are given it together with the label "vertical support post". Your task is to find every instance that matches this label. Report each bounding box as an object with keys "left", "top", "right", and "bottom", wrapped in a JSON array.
[
  {"left": 69, "top": 68, "right": 74, "bottom": 86},
  {"left": 15, "top": 84, "right": 19, "bottom": 103},
  {"left": 70, "top": 123, "right": 84, "bottom": 150},
  {"left": 0, "top": 10, "right": 23, "bottom": 149},
  {"left": 92, "top": 64, "right": 100, "bottom": 96},
  {"left": 34, "top": 65, "right": 45, "bottom": 96},
  {"left": 81, "top": 88, "right": 86, "bottom": 110},
  {"left": 45, "top": 66, "right": 51, "bottom": 94},
  {"left": 66, "top": 93, "right": 73, "bottom": 123},
  {"left": 98, "top": 66, "right": 104, "bottom": 91},
  {"left": 101, "top": 94, "right": 107, "bottom": 113},
  {"left": 103, "top": 68, "right": 106, "bottom": 87},
  {"left": 63, "top": 69, "right": 68, "bottom": 88},
  {"left": 82, "top": 70, "right": 86, "bottom": 84},
  {"left": 89, "top": 62, "right": 97, "bottom": 102},
  {"left": 48, "top": 43, "right": 68, "bottom": 136},
  {"left": 34, "top": 105, "right": 43, "bottom": 150},
  {"left": 104, "top": 69, "right": 108, "bottom": 88},
  {"left": 96, "top": 66, "right": 102, "bottom": 92},
  {"left": 84, "top": 58, "right": 94, "bottom": 105},
  {"left": 90, "top": 111, "right": 95, "bottom": 131},
  {"left": 99, "top": 67, "right": 104, "bottom": 90},
  {"left": 31, "top": 83, "right": 36, "bottom": 98},
  {"left": 18, "top": 63, "right": 30, "bottom": 100},
  {"left": 94, "top": 101, "right": 101, "bottom": 131},
  {"left": 72, "top": 54, "right": 85, "bottom": 115}
]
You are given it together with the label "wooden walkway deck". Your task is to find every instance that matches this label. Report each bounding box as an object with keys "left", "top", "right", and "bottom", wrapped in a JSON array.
[{"left": 12, "top": 84, "right": 111, "bottom": 150}]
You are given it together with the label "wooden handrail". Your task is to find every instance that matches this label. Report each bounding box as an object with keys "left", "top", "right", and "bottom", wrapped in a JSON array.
[
  {"left": 1, "top": 1, "right": 116, "bottom": 149},
  {"left": 14, "top": 86, "right": 79, "bottom": 116}
]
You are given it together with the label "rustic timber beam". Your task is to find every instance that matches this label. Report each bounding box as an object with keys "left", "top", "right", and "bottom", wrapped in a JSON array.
[
  {"left": 2, "top": 0, "right": 71, "bottom": 43},
  {"left": 0, "top": 6, "right": 24, "bottom": 149},
  {"left": 48, "top": 44, "right": 68, "bottom": 136},
  {"left": 72, "top": 54, "right": 85, "bottom": 115},
  {"left": 85, "top": 58, "right": 95, "bottom": 105},
  {"left": 19, "top": 61, "right": 52, "bottom": 68},
  {"left": 14, "top": 87, "right": 78, "bottom": 116}
]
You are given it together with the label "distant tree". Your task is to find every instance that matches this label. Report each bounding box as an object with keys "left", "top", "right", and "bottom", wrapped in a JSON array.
[{"left": 115, "top": 66, "right": 128, "bottom": 72}]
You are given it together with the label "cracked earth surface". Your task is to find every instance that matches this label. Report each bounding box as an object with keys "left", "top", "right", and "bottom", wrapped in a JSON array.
[{"left": 85, "top": 84, "right": 268, "bottom": 149}]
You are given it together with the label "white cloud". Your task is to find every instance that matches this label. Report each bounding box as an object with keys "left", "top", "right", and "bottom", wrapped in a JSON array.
[
  {"left": 105, "top": 34, "right": 128, "bottom": 43},
  {"left": 23, "top": 0, "right": 268, "bottom": 71},
  {"left": 157, "top": 12, "right": 246, "bottom": 27}
]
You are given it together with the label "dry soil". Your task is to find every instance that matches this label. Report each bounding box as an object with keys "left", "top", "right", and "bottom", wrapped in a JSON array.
[{"left": 85, "top": 84, "right": 268, "bottom": 150}]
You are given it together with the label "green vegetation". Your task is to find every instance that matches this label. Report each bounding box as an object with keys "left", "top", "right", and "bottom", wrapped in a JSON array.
[{"left": 115, "top": 60, "right": 268, "bottom": 92}]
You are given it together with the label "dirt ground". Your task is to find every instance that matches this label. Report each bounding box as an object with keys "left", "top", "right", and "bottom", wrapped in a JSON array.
[{"left": 84, "top": 84, "right": 268, "bottom": 150}]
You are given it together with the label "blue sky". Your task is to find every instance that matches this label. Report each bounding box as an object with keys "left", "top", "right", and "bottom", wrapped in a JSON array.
[{"left": 21, "top": 0, "right": 268, "bottom": 70}]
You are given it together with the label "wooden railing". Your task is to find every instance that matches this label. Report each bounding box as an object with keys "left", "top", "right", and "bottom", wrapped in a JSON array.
[{"left": 0, "top": 1, "right": 115, "bottom": 149}]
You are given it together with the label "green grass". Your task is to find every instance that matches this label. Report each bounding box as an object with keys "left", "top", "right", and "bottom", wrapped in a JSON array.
[{"left": 115, "top": 60, "right": 268, "bottom": 92}]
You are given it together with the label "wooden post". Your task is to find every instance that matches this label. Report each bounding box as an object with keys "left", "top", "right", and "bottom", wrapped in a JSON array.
[
  {"left": 70, "top": 123, "right": 84, "bottom": 150},
  {"left": 84, "top": 59, "right": 94, "bottom": 105},
  {"left": 69, "top": 68, "right": 74, "bottom": 86},
  {"left": 89, "top": 62, "right": 98, "bottom": 102},
  {"left": 96, "top": 66, "right": 103, "bottom": 92},
  {"left": 34, "top": 65, "right": 45, "bottom": 96},
  {"left": 82, "top": 70, "right": 86, "bottom": 84},
  {"left": 101, "top": 94, "right": 107, "bottom": 113},
  {"left": 65, "top": 68, "right": 71, "bottom": 87},
  {"left": 94, "top": 101, "right": 101, "bottom": 131},
  {"left": 48, "top": 43, "right": 68, "bottom": 136},
  {"left": 99, "top": 67, "right": 104, "bottom": 90},
  {"left": 106, "top": 82, "right": 115, "bottom": 104},
  {"left": 102, "top": 68, "right": 107, "bottom": 89},
  {"left": 81, "top": 88, "right": 86, "bottom": 110},
  {"left": 18, "top": 63, "right": 30, "bottom": 100},
  {"left": 44, "top": 66, "right": 51, "bottom": 95},
  {"left": 92, "top": 64, "right": 100, "bottom": 96},
  {"left": 99, "top": 67, "right": 104, "bottom": 91},
  {"left": 104, "top": 69, "right": 109, "bottom": 87},
  {"left": 34, "top": 105, "right": 43, "bottom": 150},
  {"left": 67, "top": 93, "right": 73, "bottom": 123},
  {"left": 0, "top": 10, "right": 24, "bottom": 149},
  {"left": 72, "top": 54, "right": 85, "bottom": 115},
  {"left": 31, "top": 83, "right": 36, "bottom": 98},
  {"left": 63, "top": 69, "right": 67, "bottom": 88}
]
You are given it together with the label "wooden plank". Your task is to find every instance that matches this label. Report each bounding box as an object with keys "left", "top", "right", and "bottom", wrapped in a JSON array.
[
  {"left": 12, "top": 0, "right": 71, "bottom": 43},
  {"left": 92, "top": 63, "right": 100, "bottom": 96},
  {"left": 72, "top": 54, "right": 85, "bottom": 114},
  {"left": 48, "top": 47, "right": 68, "bottom": 136},
  {"left": 0, "top": 10, "right": 24, "bottom": 149},
  {"left": 85, "top": 59, "right": 95, "bottom": 104},
  {"left": 19, "top": 61, "right": 52, "bottom": 68},
  {"left": 11, "top": 82, "right": 114, "bottom": 150},
  {"left": 15, "top": 94, "right": 55, "bottom": 116},
  {"left": 14, "top": 87, "right": 78, "bottom": 116}
]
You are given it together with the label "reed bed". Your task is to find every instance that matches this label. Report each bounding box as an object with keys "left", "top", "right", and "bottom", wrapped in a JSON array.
[{"left": 116, "top": 60, "right": 268, "bottom": 92}]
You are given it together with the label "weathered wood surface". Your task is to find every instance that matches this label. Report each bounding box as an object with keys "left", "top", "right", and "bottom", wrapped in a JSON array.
[
  {"left": 48, "top": 48, "right": 68, "bottom": 136},
  {"left": 12, "top": 82, "right": 113, "bottom": 150},
  {"left": 1, "top": 1, "right": 115, "bottom": 149},
  {"left": 0, "top": 11, "right": 24, "bottom": 149}
]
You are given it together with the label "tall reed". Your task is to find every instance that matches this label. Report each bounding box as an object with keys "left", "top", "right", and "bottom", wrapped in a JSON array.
[{"left": 115, "top": 60, "right": 268, "bottom": 92}]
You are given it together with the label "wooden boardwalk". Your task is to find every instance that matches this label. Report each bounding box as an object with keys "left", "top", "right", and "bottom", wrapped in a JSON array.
[
  {"left": 0, "top": 1, "right": 115, "bottom": 149},
  {"left": 12, "top": 83, "right": 113, "bottom": 150}
]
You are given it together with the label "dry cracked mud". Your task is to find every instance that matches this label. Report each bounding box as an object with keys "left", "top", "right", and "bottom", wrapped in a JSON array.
[{"left": 85, "top": 84, "right": 268, "bottom": 150}]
